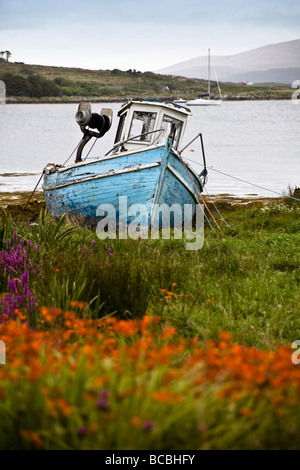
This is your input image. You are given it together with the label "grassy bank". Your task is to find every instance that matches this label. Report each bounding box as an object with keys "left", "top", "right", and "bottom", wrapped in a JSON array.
[
  {"left": 0, "top": 198, "right": 300, "bottom": 449},
  {"left": 0, "top": 60, "right": 295, "bottom": 102}
]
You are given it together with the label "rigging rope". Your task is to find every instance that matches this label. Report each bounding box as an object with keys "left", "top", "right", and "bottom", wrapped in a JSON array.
[
  {"left": 204, "top": 186, "right": 229, "bottom": 226},
  {"left": 63, "top": 139, "right": 82, "bottom": 166},
  {"left": 84, "top": 137, "right": 98, "bottom": 161},
  {"left": 178, "top": 151, "right": 224, "bottom": 235}
]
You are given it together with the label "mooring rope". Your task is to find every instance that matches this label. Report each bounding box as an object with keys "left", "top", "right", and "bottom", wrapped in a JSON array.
[
  {"left": 184, "top": 156, "right": 300, "bottom": 203},
  {"left": 23, "top": 172, "right": 44, "bottom": 209},
  {"left": 178, "top": 152, "right": 224, "bottom": 235},
  {"left": 203, "top": 186, "right": 229, "bottom": 226}
]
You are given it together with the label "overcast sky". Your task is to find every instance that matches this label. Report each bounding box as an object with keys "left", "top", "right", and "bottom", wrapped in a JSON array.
[{"left": 0, "top": 0, "right": 299, "bottom": 71}]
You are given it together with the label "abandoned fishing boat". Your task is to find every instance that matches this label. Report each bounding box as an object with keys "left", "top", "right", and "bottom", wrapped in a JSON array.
[{"left": 42, "top": 99, "right": 207, "bottom": 227}]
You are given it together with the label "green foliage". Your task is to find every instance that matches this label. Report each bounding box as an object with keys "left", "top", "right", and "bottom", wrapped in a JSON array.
[
  {"left": 0, "top": 60, "right": 295, "bottom": 101},
  {"left": 0, "top": 72, "right": 61, "bottom": 97}
]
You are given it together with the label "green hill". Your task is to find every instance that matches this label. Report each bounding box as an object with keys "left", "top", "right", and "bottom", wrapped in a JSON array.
[{"left": 0, "top": 60, "right": 294, "bottom": 102}]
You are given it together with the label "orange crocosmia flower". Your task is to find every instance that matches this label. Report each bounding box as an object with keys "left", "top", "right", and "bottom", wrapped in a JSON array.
[
  {"left": 89, "top": 423, "right": 100, "bottom": 433},
  {"left": 219, "top": 332, "right": 232, "bottom": 342},
  {"left": 56, "top": 398, "right": 74, "bottom": 417},
  {"left": 160, "top": 289, "right": 167, "bottom": 293},
  {"left": 62, "top": 330, "right": 74, "bottom": 341},
  {"left": 161, "top": 326, "right": 176, "bottom": 340},
  {"left": 113, "top": 320, "right": 138, "bottom": 336},
  {"left": 40, "top": 307, "right": 62, "bottom": 323},
  {"left": 172, "top": 282, "right": 177, "bottom": 287},
  {"left": 14, "top": 309, "right": 26, "bottom": 321},
  {"left": 20, "top": 430, "right": 43, "bottom": 449},
  {"left": 93, "top": 376, "right": 109, "bottom": 388},
  {"left": 70, "top": 300, "right": 87, "bottom": 309},
  {"left": 55, "top": 268, "right": 60, "bottom": 272},
  {"left": 131, "top": 417, "right": 142, "bottom": 427},
  {"left": 40, "top": 307, "right": 50, "bottom": 316},
  {"left": 231, "top": 344, "right": 243, "bottom": 355},
  {"left": 83, "top": 344, "right": 93, "bottom": 356},
  {"left": 151, "top": 390, "right": 181, "bottom": 404},
  {"left": 239, "top": 407, "right": 254, "bottom": 419}
]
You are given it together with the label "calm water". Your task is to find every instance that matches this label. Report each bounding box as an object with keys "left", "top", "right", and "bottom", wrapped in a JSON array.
[{"left": 0, "top": 100, "right": 299, "bottom": 197}]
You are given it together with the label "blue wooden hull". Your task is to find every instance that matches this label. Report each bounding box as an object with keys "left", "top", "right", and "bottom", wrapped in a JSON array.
[{"left": 42, "top": 142, "right": 203, "bottom": 226}]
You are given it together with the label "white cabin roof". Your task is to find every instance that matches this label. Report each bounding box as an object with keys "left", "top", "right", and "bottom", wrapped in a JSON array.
[{"left": 114, "top": 99, "right": 191, "bottom": 152}]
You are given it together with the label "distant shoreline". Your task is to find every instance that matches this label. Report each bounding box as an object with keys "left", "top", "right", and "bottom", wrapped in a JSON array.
[{"left": 5, "top": 96, "right": 293, "bottom": 104}]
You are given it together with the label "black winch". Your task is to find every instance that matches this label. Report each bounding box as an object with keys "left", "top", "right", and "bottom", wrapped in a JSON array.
[{"left": 75, "top": 102, "right": 113, "bottom": 162}]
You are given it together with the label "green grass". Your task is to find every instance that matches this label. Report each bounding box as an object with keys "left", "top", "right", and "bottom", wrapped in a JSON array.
[
  {"left": 1, "top": 199, "right": 299, "bottom": 348},
  {"left": 1, "top": 199, "right": 300, "bottom": 450}
]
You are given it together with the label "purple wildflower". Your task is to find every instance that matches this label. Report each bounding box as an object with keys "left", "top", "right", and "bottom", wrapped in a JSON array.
[
  {"left": 0, "top": 232, "right": 37, "bottom": 322},
  {"left": 97, "top": 397, "right": 108, "bottom": 409},
  {"left": 198, "top": 424, "right": 207, "bottom": 433},
  {"left": 143, "top": 421, "right": 154, "bottom": 431},
  {"left": 77, "top": 426, "right": 88, "bottom": 436},
  {"left": 100, "top": 389, "right": 109, "bottom": 399},
  {"left": 96, "top": 389, "right": 110, "bottom": 409}
]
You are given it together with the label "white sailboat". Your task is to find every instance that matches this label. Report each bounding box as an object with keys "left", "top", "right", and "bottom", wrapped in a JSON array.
[{"left": 186, "top": 49, "right": 222, "bottom": 106}]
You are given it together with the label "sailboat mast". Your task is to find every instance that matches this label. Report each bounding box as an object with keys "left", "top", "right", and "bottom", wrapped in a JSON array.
[{"left": 208, "top": 48, "right": 210, "bottom": 98}]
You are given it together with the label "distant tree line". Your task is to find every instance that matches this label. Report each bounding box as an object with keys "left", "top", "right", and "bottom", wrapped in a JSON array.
[
  {"left": 0, "top": 73, "right": 61, "bottom": 97},
  {"left": 0, "top": 72, "right": 121, "bottom": 98}
]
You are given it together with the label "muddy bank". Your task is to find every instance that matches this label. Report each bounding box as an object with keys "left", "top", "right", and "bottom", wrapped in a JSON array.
[
  {"left": 202, "top": 193, "right": 285, "bottom": 212},
  {"left": 0, "top": 190, "right": 285, "bottom": 224},
  {"left": 0, "top": 191, "right": 46, "bottom": 223}
]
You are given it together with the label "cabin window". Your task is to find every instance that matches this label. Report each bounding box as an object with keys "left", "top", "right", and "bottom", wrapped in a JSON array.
[
  {"left": 157, "top": 114, "right": 183, "bottom": 149},
  {"left": 128, "top": 111, "right": 157, "bottom": 142},
  {"left": 114, "top": 112, "right": 127, "bottom": 144}
]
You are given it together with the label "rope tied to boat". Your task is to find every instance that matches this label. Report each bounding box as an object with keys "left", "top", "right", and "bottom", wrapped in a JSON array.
[
  {"left": 23, "top": 172, "right": 44, "bottom": 209},
  {"left": 178, "top": 151, "right": 224, "bottom": 235}
]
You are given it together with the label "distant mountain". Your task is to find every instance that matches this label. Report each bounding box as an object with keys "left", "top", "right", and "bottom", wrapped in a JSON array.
[{"left": 156, "top": 39, "right": 300, "bottom": 84}]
